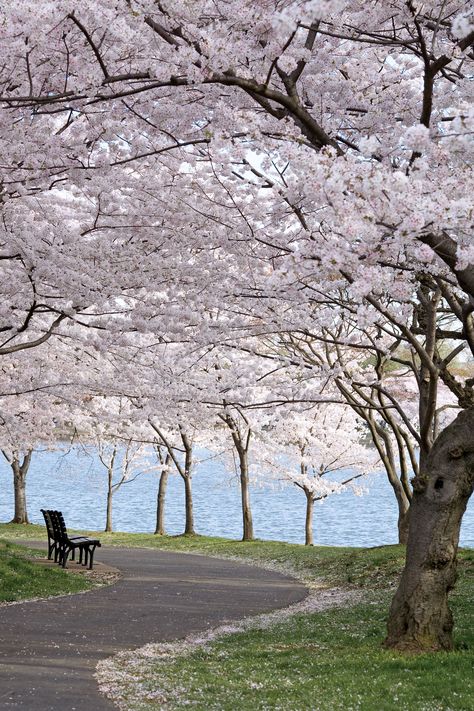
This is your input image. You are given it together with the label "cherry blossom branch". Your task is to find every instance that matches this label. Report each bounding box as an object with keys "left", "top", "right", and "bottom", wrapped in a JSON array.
[{"left": 0, "top": 314, "right": 67, "bottom": 355}]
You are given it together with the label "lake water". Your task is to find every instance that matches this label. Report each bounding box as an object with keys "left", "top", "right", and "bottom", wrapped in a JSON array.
[{"left": 1, "top": 447, "right": 473, "bottom": 547}]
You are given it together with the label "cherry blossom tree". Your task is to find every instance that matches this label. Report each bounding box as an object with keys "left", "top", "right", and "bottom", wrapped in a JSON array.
[
  {"left": 0, "top": 0, "right": 472, "bottom": 652},
  {"left": 92, "top": 437, "right": 149, "bottom": 533},
  {"left": 260, "top": 405, "right": 376, "bottom": 545},
  {"left": 0, "top": 369, "right": 79, "bottom": 524},
  {"left": 267, "top": 300, "right": 465, "bottom": 544}
]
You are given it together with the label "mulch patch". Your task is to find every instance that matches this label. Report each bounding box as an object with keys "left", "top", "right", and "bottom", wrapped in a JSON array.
[{"left": 30, "top": 556, "right": 122, "bottom": 586}]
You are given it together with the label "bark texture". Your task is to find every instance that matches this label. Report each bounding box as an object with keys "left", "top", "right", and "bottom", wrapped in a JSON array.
[
  {"left": 385, "top": 408, "right": 474, "bottom": 652},
  {"left": 155, "top": 454, "right": 170, "bottom": 535},
  {"left": 238, "top": 445, "right": 254, "bottom": 542},
  {"left": 397, "top": 506, "right": 411, "bottom": 547},
  {"left": 220, "top": 409, "right": 254, "bottom": 541},
  {"left": 105, "top": 466, "right": 113, "bottom": 533},
  {"left": 183, "top": 474, "right": 195, "bottom": 535},
  {"left": 180, "top": 430, "right": 195, "bottom": 535},
  {"left": 304, "top": 490, "right": 314, "bottom": 546}
]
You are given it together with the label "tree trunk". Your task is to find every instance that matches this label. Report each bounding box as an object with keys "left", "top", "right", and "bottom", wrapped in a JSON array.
[
  {"left": 385, "top": 408, "right": 474, "bottom": 652},
  {"left": 155, "top": 454, "right": 170, "bottom": 535},
  {"left": 237, "top": 446, "right": 254, "bottom": 541},
  {"left": 397, "top": 504, "right": 410, "bottom": 546},
  {"left": 10, "top": 451, "right": 33, "bottom": 524},
  {"left": 219, "top": 410, "right": 254, "bottom": 541},
  {"left": 183, "top": 474, "right": 195, "bottom": 535},
  {"left": 105, "top": 467, "right": 113, "bottom": 533},
  {"left": 351, "top": 402, "right": 413, "bottom": 545},
  {"left": 305, "top": 490, "right": 314, "bottom": 546}
]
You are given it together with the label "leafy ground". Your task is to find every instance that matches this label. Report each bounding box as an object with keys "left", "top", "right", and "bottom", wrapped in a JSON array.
[{"left": 1, "top": 525, "right": 473, "bottom": 710}]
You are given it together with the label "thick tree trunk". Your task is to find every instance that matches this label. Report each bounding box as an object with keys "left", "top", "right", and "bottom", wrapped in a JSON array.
[
  {"left": 10, "top": 451, "right": 32, "bottom": 524},
  {"left": 155, "top": 455, "right": 170, "bottom": 535},
  {"left": 385, "top": 408, "right": 474, "bottom": 652},
  {"left": 105, "top": 467, "right": 113, "bottom": 533},
  {"left": 183, "top": 475, "right": 195, "bottom": 535},
  {"left": 304, "top": 490, "right": 314, "bottom": 546},
  {"left": 237, "top": 447, "right": 254, "bottom": 541}
]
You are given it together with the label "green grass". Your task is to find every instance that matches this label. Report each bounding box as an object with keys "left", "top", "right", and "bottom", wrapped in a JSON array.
[
  {"left": 102, "top": 544, "right": 473, "bottom": 711},
  {"left": 129, "top": 596, "right": 473, "bottom": 711},
  {"left": 2, "top": 524, "right": 473, "bottom": 710},
  {"left": 0, "top": 540, "right": 94, "bottom": 602},
  {"left": 95, "top": 531, "right": 409, "bottom": 590},
  {"left": 0, "top": 524, "right": 407, "bottom": 588}
]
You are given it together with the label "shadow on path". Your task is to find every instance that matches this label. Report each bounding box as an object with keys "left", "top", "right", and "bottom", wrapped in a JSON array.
[{"left": 0, "top": 545, "right": 307, "bottom": 711}]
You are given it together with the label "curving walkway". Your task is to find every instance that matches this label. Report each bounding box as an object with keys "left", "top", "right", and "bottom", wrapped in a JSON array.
[{"left": 0, "top": 545, "right": 307, "bottom": 711}]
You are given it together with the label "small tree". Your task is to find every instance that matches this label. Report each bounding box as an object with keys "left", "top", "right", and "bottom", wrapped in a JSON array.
[
  {"left": 96, "top": 439, "right": 148, "bottom": 534},
  {"left": 0, "top": 385, "right": 70, "bottom": 525},
  {"left": 261, "top": 406, "right": 376, "bottom": 545}
]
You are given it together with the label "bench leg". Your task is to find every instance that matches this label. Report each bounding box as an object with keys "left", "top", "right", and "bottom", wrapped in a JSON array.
[
  {"left": 61, "top": 546, "right": 71, "bottom": 568},
  {"left": 88, "top": 545, "right": 97, "bottom": 570}
]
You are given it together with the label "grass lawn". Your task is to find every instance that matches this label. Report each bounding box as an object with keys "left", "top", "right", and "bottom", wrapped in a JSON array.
[
  {"left": 0, "top": 539, "right": 94, "bottom": 603},
  {"left": 1, "top": 524, "right": 473, "bottom": 710}
]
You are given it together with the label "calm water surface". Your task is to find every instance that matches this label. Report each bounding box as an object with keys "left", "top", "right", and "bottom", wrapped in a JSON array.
[{"left": 1, "top": 447, "right": 473, "bottom": 547}]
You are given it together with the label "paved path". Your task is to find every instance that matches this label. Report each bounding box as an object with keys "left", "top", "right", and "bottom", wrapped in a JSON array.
[{"left": 0, "top": 545, "right": 307, "bottom": 711}]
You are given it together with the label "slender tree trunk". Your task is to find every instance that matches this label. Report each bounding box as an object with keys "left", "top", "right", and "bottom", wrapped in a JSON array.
[
  {"left": 304, "top": 490, "right": 314, "bottom": 546},
  {"left": 385, "top": 473, "right": 411, "bottom": 545},
  {"left": 9, "top": 451, "right": 33, "bottom": 524},
  {"left": 397, "top": 503, "right": 411, "bottom": 546},
  {"left": 339, "top": 383, "right": 414, "bottom": 546},
  {"left": 371, "top": 420, "right": 412, "bottom": 545},
  {"left": 105, "top": 466, "right": 113, "bottom": 533},
  {"left": 155, "top": 454, "right": 170, "bottom": 535},
  {"left": 183, "top": 474, "right": 195, "bottom": 535},
  {"left": 149, "top": 423, "right": 197, "bottom": 537},
  {"left": 237, "top": 446, "right": 254, "bottom": 541},
  {"left": 220, "top": 409, "right": 254, "bottom": 541},
  {"left": 179, "top": 429, "right": 195, "bottom": 535},
  {"left": 385, "top": 408, "right": 474, "bottom": 652},
  {"left": 378, "top": 454, "right": 412, "bottom": 545}
]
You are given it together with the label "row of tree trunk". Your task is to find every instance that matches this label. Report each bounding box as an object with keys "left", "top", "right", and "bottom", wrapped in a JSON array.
[{"left": 0, "top": 436, "right": 414, "bottom": 544}]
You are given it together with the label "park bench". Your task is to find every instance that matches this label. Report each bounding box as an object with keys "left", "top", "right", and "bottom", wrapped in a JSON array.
[
  {"left": 41, "top": 508, "right": 88, "bottom": 564},
  {"left": 40, "top": 509, "right": 101, "bottom": 570}
]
